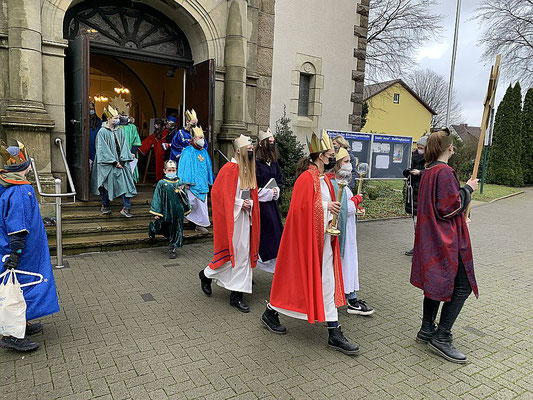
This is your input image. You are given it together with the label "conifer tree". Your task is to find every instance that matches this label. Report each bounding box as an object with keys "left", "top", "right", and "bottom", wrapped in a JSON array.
[
  {"left": 521, "top": 88, "right": 533, "bottom": 185},
  {"left": 486, "top": 83, "right": 523, "bottom": 186}
]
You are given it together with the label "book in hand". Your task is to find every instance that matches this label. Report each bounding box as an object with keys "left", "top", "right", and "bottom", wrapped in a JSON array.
[
  {"left": 259, "top": 178, "right": 278, "bottom": 193},
  {"left": 241, "top": 189, "right": 251, "bottom": 200}
]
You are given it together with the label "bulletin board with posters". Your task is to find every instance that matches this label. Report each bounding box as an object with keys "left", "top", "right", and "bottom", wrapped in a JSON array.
[
  {"left": 370, "top": 134, "right": 412, "bottom": 179},
  {"left": 326, "top": 130, "right": 372, "bottom": 166}
]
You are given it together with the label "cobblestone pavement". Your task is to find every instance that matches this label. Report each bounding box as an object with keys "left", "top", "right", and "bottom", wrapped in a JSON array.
[{"left": 1, "top": 189, "right": 532, "bottom": 400}]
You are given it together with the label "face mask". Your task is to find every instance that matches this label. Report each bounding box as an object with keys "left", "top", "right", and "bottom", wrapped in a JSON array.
[
  {"left": 340, "top": 163, "right": 352, "bottom": 172},
  {"left": 417, "top": 148, "right": 425, "bottom": 155},
  {"left": 323, "top": 155, "right": 336, "bottom": 170},
  {"left": 197, "top": 138, "right": 205, "bottom": 147},
  {"left": 89, "top": 110, "right": 95, "bottom": 115},
  {"left": 166, "top": 172, "right": 177, "bottom": 180},
  {"left": 268, "top": 142, "right": 276, "bottom": 150},
  {"left": 119, "top": 116, "right": 130, "bottom": 125},
  {"left": 248, "top": 150, "right": 254, "bottom": 160}
]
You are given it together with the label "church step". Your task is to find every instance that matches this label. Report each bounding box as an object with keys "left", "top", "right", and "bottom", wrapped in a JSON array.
[
  {"left": 45, "top": 220, "right": 155, "bottom": 237},
  {"left": 61, "top": 206, "right": 153, "bottom": 222},
  {"left": 47, "top": 229, "right": 212, "bottom": 256}
]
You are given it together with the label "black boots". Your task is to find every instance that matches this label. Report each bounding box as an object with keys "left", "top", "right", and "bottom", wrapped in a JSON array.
[
  {"left": 428, "top": 327, "right": 467, "bottom": 364},
  {"left": 416, "top": 322, "right": 437, "bottom": 343},
  {"left": 261, "top": 307, "right": 287, "bottom": 334},
  {"left": 0, "top": 336, "right": 39, "bottom": 352},
  {"left": 327, "top": 326, "right": 359, "bottom": 355},
  {"left": 229, "top": 291, "right": 249, "bottom": 313},
  {"left": 199, "top": 270, "right": 212, "bottom": 296}
]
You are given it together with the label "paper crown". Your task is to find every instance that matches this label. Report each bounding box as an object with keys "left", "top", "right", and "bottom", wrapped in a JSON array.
[
  {"left": 185, "top": 109, "right": 198, "bottom": 124},
  {"left": 336, "top": 147, "right": 349, "bottom": 162},
  {"left": 258, "top": 127, "right": 273, "bottom": 142},
  {"left": 1, "top": 140, "right": 28, "bottom": 166},
  {"left": 307, "top": 129, "right": 334, "bottom": 153},
  {"left": 109, "top": 96, "right": 130, "bottom": 115},
  {"left": 192, "top": 126, "right": 204, "bottom": 138},
  {"left": 103, "top": 105, "right": 119, "bottom": 119},
  {"left": 233, "top": 134, "right": 252, "bottom": 151},
  {"left": 164, "top": 160, "right": 177, "bottom": 169}
]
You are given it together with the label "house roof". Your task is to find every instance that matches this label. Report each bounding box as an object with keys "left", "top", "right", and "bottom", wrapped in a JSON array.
[
  {"left": 363, "top": 79, "right": 437, "bottom": 115},
  {"left": 450, "top": 124, "right": 481, "bottom": 143}
]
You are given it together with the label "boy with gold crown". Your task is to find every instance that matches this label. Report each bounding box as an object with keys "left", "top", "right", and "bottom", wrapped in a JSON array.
[
  {"left": 90, "top": 105, "right": 137, "bottom": 218},
  {"left": 198, "top": 134, "right": 260, "bottom": 313},
  {"left": 261, "top": 130, "right": 360, "bottom": 355},
  {"left": 169, "top": 109, "right": 200, "bottom": 162},
  {"left": 177, "top": 125, "right": 214, "bottom": 234},
  {"left": 0, "top": 140, "right": 59, "bottom": 352}
]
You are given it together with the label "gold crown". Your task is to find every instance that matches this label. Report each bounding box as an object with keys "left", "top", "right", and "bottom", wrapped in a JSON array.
[
  {"left": 307, "top": 129, "right": 334, "bottom": 153},
  {"left": 103, "top": 105, "right": 119, "bottom": 119},
  {"left": 192, "top": 126, "right": 204, "bottom": 139},
  {"left": 109, "top": 96, "right": 130, "bottom": 115},
  {"left": 233, "top": 134, "right": 252, "bottom": 151},
  {"left": 258, "top": 127, "right": 273, "bottom": 142},
  {"left": 336, "top": 147, "right": 349, "bottom": 162},
  {"left": 1, "top": 140, "right": 28, "bottom": 166},
  {"left": 185, "top": 109, "right": 198, "bottom": 124}
]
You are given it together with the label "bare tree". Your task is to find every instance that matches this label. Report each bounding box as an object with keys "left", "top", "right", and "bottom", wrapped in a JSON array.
[
  {"left": 405, "top": 68, "right": 465, "bottom": 128},
  {"left": 366, "top": 0, "right": 443, "bottom": 83},
  {"left": 476, "top": 0, "right": 533, "bottom": 87}
]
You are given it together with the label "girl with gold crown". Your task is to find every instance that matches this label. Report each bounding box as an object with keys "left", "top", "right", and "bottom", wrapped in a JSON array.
[{"left": 198, "top": 134, "right": 260, "bottom": 313}]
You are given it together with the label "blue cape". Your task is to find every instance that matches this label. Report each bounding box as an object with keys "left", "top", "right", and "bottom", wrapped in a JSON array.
[{"left": 177, "top": 145, "right": 214, "bottom": 201}]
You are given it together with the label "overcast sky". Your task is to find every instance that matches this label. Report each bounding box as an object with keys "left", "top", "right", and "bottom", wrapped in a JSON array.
[{"left": 416, "top": 0, "right": 512, "bottom": 126}]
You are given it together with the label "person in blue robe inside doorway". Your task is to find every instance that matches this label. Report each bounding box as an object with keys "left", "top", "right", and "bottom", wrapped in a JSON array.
[
  {"left": 177, "top": 125, "right": 214, "bottom": 234},
  {"left": 170, "top": 109, "right": 198, "bottom": 163},
  {"left": 0, "top": 140, "right": 60, "bottom": 352}
]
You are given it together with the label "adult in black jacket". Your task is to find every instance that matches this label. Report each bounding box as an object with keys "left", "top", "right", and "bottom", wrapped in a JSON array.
[{"left": 403, "top": 135, "right": 428, "bottom": 255}]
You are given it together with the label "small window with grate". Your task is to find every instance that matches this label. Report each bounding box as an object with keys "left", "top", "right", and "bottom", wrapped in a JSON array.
[
  {"left": 393, "top": 93, "right": 400, "bottom": 104},
  {"left": 298, "top": 74, "right": 311, "bottom": 116}
]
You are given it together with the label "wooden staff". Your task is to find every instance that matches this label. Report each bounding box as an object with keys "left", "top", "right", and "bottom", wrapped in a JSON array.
[
  {"left": 465, "top": 54, "right": 501, "bottom": 219},
  {"left": 142, "top": 148, "right": 152, "bottom": 184}
]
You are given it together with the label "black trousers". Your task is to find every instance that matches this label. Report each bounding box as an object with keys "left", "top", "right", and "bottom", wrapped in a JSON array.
[{"left": 422, "top": 256, "right": 472, "bottom": 332}]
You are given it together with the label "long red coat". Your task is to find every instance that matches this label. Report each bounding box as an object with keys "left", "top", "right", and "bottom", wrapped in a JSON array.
[
  {"left": 139, "top": 131, "right": 167, "bottom": 182},
  {"left": 411, "top": 163, "right": 478, "bottom": 301},
  {"left": 270, "top": 165, "right": 345, "bottom": 323},
  {"left": 208, "top": 162, "right": 261, "bottom": 269}
]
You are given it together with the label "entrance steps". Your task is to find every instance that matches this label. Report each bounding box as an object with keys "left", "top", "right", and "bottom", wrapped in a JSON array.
[{"left": 46, "top": 197, "right": 212, "bottom": 256}]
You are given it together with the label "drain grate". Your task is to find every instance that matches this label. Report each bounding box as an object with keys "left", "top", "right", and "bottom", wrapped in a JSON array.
[{"left": 140, "top": 293, "right": 156, "bottom": 302}]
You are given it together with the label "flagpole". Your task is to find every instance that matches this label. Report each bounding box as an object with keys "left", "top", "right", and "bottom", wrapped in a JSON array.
[{"left": 446, "top": 0, "right": 462, "bottom": 127}]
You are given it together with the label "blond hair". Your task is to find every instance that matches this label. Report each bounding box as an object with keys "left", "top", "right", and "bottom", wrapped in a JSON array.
[{"left": 235, "top": 146, "right": 257, "bottom": 190}]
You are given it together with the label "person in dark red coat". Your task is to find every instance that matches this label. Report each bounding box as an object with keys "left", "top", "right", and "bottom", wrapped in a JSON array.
[
  {"left": 411, "top": 129, "right": 479, "bottom": 364},
  {"left": 138, "top": 119, "right": 167, "bottom": 182}
]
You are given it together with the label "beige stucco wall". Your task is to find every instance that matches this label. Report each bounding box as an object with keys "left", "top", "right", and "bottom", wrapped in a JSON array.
[{"left": 270, "top": 0, "right": 357, "bottom": 144}]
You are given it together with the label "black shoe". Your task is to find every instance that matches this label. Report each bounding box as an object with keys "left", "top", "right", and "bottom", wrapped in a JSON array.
[
  {"left": 148, "top": 230, "right": 155, "bottom": 240},
  {"left": 199, "top": 270, "right": 212, "bottom": 296},
  {"left": 101, "top": 206, "right": 111, "bottom": 215},
  {"left": 428, "top": 328, "right": 467, "bottom": 364},
  {"left": 347, "top": 299, "right": 374, "bottom": 316},
  {"left": 169, "top": 248, "right": 177, "bottom": 259},
  {"left": 405, "top": 248, "right": 414, "bottom": 256},
  {"left": 416, "top": 323, "right": 437, "bottom": 343},
  {"left": 25, "top": 322, "right": 43, "bottom": 336},
  {"left": 230, "top": 291, "right": 250, "bottom": 313},
  {"left": 328, "top": 325, "right": 359, "bottom": 355},
  {"left": 262, "top": 307, "right": 287, "bottom": 334},
  {"left": 0, "top": 336, "right": 39, "bottom": 352}
]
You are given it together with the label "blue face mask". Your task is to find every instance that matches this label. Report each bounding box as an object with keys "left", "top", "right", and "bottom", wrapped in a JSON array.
[
  {"left": 89, "top": 110, "right": 95, "bottom": 115},
  {"left": 166, "top": 172, "right": 177, "bottom": 180}
]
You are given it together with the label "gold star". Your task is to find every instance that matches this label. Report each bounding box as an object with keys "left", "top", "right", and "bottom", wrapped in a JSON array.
[{"left": 198, "top": 155, "right": 204, "bottom": 162}]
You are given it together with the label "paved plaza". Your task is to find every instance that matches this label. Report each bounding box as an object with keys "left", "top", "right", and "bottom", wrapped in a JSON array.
[{"left": 1, "top": 189, "right": 532, "bottom": 400}]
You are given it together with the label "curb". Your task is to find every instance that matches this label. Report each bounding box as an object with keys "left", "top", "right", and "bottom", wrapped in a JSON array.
[
  {"left": 359, "top": 215, "right": 411, "bottom": 223},
  {"left": 488, "top": 190, "right": 524, "bottom": 203}
]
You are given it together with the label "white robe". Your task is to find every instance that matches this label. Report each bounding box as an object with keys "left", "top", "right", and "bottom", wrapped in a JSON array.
[
  {"left": 341, "top": 187, "right": 359, "bottom": 293},
  {"left": 271, "top": 176, "right": 338, "bottom": 322},
  {"left": 185, "top": 189, "right": 210, "bottom": 227},
  {"left": 203, "top": 175, "right": 253, "bottom": 293}
]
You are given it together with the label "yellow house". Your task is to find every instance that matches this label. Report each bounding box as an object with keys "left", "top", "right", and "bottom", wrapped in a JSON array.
[{"left": 362, "top": 79, "right": 436, "bottom": 142}]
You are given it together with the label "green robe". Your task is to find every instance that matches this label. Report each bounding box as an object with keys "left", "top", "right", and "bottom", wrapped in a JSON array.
[
  {"left": 122, "top": 123, "right": 142, "bottom": 182},
  {"left": 149, "top": 178, "right": 191, "bottom": 249},
  {"left": 90, "top": 124, "right": 137, "bottom": 200}
]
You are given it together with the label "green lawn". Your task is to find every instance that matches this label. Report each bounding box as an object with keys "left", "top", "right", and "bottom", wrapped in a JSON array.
[{"left": 469, "top": 183, "right": 522, "bottom": 202}]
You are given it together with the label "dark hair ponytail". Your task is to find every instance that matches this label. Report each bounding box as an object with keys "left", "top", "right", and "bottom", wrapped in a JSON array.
[
  {"left": 425, "top": 129, "right": 453, "bottom": 167},
  {"left": 296, "top": 152, "right": 321, "bottom": 177}
]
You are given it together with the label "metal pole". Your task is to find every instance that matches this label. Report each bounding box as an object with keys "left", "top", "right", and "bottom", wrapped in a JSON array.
[
  {"left": 54, "top": 178, "right": 64, "bottom": 269},
  {"left": 445, "top": 0, "right": 462, "bottom": 127}
]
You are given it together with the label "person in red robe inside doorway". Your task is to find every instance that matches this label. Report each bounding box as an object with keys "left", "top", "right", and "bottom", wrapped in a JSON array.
[
  {"left": 261, "top": 130, "right": 359, "bottom": 356},
  {"left": 138, "top": 119, "right": 167, "bottom": 182},
  {"left": 411, "top": 128, "right": 479, "bottom": 364},
  {"left": 198, "top": 134, "right": 261, "bottom": 313}
]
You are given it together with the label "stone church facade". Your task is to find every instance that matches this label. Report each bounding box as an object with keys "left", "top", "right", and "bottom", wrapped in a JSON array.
[{"left": 0, "top": 0, "right": 368, "bottom": 197}]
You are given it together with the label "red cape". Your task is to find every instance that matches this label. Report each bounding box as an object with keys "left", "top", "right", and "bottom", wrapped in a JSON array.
[
  {"left": 208, "top": 162, "right": 261, "bottom": 269},
  {"left": 270, "top": 165, "right": 345, "bottom": 323}
]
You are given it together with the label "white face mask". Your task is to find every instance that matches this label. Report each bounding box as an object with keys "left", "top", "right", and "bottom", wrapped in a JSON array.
[
  {"left": 197, "top": 138, "right": 205, "bottom": 147},
  {"left": 340, "top": 163, "right": 353, "bottom": 172}
]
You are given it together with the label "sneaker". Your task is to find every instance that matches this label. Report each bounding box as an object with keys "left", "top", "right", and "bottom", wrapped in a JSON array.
[
  {"left": 169, "top": 248, "right": 177, "bottom": 259},
  {"left": 25, "top": 322, "right": 43, "bottom": 336},
  {"left": 347, "top": 299, "right": 374, "bottom": 316},
  {"left": 120, "top": 208, "right": 133, "bottom": 218},
  {"left": 195, "top": 226, "right": 209, "bottom": 235},
  {"left": 101, "top": 206, "right": 111, "bottom": 215},
  {"left": 405, "top": 248, "right": 414, "bottom": 256},
  {"left": 0, "top": 336, "right": 39, "bottom": 352}
]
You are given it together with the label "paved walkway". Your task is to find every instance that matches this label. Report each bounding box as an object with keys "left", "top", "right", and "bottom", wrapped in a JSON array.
[{"left": 1, "top": 190, "right": 532, "bottom": 400}]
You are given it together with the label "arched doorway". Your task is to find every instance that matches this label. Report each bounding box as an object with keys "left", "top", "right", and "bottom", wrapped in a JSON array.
[{"left": 64, "top": 0, "right": 214, "bottom": 200}]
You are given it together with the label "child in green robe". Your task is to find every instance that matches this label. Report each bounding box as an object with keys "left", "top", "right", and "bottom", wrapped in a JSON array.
[{"left": 149, "top": 160, "right": 191, "bottom": 259}]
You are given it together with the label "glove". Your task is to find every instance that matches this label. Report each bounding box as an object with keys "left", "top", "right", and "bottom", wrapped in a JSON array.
[
  {"left": 350, "top": 194, "right": 363, "bottom": 207},
  {"left": 3, "top": 253, "right": 20, "bottom": 270}
]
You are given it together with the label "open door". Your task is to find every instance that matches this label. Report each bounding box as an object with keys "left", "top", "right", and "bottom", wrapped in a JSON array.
[
  {"left": 65, "top": 35, "right": 90, "bottom": 200},
  {"left": 186, "top": 59, "right": 215, "bottom": 160}
]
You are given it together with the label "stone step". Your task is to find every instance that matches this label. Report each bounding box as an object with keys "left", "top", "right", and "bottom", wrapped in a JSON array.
[
  {"left": 61, "top": 206, "right": 153, "bottom": 222},
  {"left": 45, "top": 220, "right": 156, "bottom": 237},
  {"left": 47, "top": 229, "right": 212, "bottom": 256}
]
